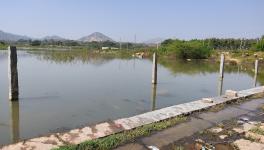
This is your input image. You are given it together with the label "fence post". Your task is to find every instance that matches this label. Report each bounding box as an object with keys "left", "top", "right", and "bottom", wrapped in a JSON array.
[{"left": 8, "top": 46, "right": 19, "bottom": 101}]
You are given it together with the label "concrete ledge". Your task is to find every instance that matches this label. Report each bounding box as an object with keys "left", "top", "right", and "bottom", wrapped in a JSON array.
[{"left": 1, "top": 86, "right": 264, "bottom": 150}]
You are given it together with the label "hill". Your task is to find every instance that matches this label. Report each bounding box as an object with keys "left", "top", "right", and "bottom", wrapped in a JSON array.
[
  {"left": 79, "top": 32, "right": 114, "bottom": 42},
  {"left": 0, "top": 30, "right": 31, "bottom": 41}
]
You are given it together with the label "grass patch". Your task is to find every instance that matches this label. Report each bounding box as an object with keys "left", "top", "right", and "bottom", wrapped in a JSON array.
[
  {"left": 0, "top": 43, "right": 7, "bottom": 50},
  {"left": 245, "top": 134, "right": 259, "bottom": 142},
  {"left": 55, "top": 116, "right": 187, "bottom": 150},
  {"left": 250, "top": 126, "right": 264, "bottom": 136},
  {"left": 249, "top": 92, "right": 264, "bottom": 99},
  {"left": 208, "top": 104, "right": 225, "bottom": 112}
]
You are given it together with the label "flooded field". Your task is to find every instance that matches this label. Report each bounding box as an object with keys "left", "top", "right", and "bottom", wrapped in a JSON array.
[{"left": 0, "top": 50, "right": 262, "bottom": 145}]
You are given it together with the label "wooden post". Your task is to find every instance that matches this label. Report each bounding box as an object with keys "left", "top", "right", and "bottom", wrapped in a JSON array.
[
  {"left": 152, "top": 52, "right": 157, "bottom": 84},
  {"left": 254, "top": 60, "right": 259, "bottom": 87},
  {"left": 8, "top": 46, "right": 19, "bottom": 101},
  {"left": 219, "top": 54, "right": 225, "bottom": 79}
]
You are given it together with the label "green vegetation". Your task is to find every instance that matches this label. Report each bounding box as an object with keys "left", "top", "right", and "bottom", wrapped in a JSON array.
[
  {"left": 159, "top": 39, "right": 212, "bottom": 59},
  {"left": 15, "top": 39, "right": 147, "bottom": 51},
  {"left": 55, "top": 116, "right": 187, "bottom": 150},
  {"left": 208, "top": 103, "right": 225, "bottom": 112},
  {"left": 205, "top": 38, "right": 255, "bottom": 50},
  {"left": 254, "top": 37, "right": 264, "bottom": 51},
  {"left": 0, "top": 41, "right": 7, "bottom": 49},
  {"left": 157, "top": 36, "right": 264, "bottom": 59},
  {"left": 31, "top": 40, "right": 42, "bottom": 46},
  {"left": 249, "top": 126, "right": 264, "bottom": 136},
  {"left": 3, "top": 35, "right": 264, "bottom": 61}
]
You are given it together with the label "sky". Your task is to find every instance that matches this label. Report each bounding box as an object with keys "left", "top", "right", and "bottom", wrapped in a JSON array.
[{"left": 0, "top": 0, "right": 263, "bottom": 42}]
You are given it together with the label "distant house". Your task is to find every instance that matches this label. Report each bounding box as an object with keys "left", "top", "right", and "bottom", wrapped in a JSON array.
[
  {"left": 110, "top": 47, "right": 119, "bottom": 50},
  {"left": 102, "top": 47, "right": 119, "bottom": 50},
  {"left": 102, "top": 47, "right": 110, "bottom": 50}
]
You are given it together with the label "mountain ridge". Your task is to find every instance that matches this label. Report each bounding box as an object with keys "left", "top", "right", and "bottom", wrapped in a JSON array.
[
  {"left": 0, "top": 30, "right": 116, "bottom": 42},
  {"left": 0, "top": 30, "right": 31, "bottom": 41},
  {"left": 79, "top": 32, "right": 114, "bottom": 42}
]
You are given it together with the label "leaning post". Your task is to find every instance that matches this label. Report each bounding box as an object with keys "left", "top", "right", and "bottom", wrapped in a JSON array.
[
  {"left": 8, "top": 46, "right": 19, "bottom": 101},
  {"left": 152, "top": 52, "right": 157, "bottom": 84},
  {"left": 219, "top": 53, "right": 225, "bottom": 79},
  {"left": 254, "top": 59, "right": 259, "bottom": 87}
]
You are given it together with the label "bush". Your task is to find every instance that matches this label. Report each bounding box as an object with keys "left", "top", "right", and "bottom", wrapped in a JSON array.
[
  {"left": 31, "top": 40, "right": 41, "bottom": 46},
  {"left": 254, "top": 39, "right": 264, "bottom": 51},
  {"left": 0, "top": 41, "right": 7, "bottom": 49},
  {"left": 160, "top": 39, "right": 212, "bottom": 59}
]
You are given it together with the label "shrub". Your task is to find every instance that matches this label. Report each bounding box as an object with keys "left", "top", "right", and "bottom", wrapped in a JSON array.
[
  {"left": 160, "top": 39, "right": 212, "bottom": 59},
  {"left": 254, "top": 38, "right": 264, "bottom": 51},
  {"left": 0, "top": 41, "right": 7, "bottom": 49},
  {"left": 31, "top": 40, "right": 42, "bottom": 46}
]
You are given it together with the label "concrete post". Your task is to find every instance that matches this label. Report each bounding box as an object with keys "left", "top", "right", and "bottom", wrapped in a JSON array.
[
  {"left": 219, "top": 53, "right": 225, "bottom": 79},
  {"left": 152, "top": 52, "right": 157, "bottom": 84},
  {"left": 218, "top": 78, "right": 223, "bottom": 96},
  {"left": 8, "top": 46, "right": 19, "bottom": 101},
  {"left": 254, "top": 60, "right": 259, "bottom": 87},
  {"left": 10, "top": 101, "right": 20, "bottom": 143},
  {"left": 151, "top": 84, "right": 157, "bottom": 111}
]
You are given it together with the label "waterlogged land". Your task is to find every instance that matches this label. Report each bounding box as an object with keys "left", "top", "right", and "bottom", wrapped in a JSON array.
[{"left": 0, "top": 50, "right": 263, "bottom": 146}]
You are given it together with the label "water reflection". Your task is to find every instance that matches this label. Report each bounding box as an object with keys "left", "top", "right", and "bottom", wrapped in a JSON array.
[
  {"left": 218, "top": 78, "right": 224, "bottom": 96},
  {"left": 151, "top": 84, "right": 157, "bottom": 111},
  {"left": 254, "top": 72, "right": 258, "bottom": 87},
  {"left": 29, "top": 50, "right": 129, "bottom": 65},
  {"left": 9, "top": 101, "right": 20, "bottom": 143}
]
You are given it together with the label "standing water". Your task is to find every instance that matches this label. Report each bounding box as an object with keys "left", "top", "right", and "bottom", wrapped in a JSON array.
[{"left": 0, "top": 50, "right": 261, "bottom": 145}]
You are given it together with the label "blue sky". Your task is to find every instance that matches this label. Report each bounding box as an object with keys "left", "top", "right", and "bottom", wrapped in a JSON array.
[{"left": 0, "top": 0, "right": 263, "bottom": 42}]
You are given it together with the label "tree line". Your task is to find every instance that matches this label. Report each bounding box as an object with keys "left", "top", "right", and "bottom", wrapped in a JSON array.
[
  {"left": 201, "top": 36, "right": 264, "bottom": 51},
  {"left": 159, "top": 36, "right": 264, "bottom": 59},
  {"left": 0, "top": 39, "right": 147, "bottom": 50},
  {"left": 1, "top": 36, "right": 263, "bottom": 54}
]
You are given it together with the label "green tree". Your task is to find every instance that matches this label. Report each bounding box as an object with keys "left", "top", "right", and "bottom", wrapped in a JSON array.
[
  {"left": 31, "top": 40, "right": 41, "bottom": 46},
  {"left": 255, "top": 38, "right": 264, "bottom": 51}
]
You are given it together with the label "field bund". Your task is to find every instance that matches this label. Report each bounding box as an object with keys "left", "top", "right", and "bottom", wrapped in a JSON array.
[{"left": 1, "top": 86, "right": 264, "bottom": 150}]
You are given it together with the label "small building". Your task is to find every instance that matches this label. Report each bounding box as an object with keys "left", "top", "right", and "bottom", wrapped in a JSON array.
[
  {"left": 102, "top": 47, "right": 110, "bottom": 50},
  {"left": 110, "top": 47, "right": 119, "bottom": 50}
]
